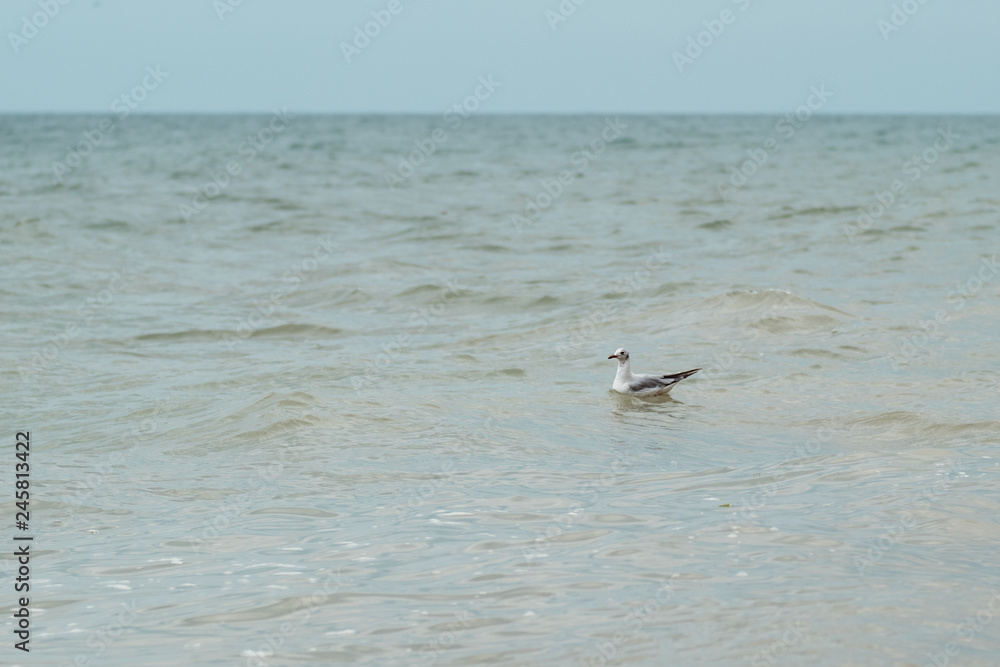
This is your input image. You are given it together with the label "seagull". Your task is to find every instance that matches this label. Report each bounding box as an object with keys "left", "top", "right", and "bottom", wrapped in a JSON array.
[{"left": 608, "top": 348, "right": 699, "bottom": 397}]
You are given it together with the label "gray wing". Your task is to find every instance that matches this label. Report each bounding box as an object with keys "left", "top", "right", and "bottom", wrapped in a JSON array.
[{"left": 628, "top": 369, "right": 700, "bottom": 392}]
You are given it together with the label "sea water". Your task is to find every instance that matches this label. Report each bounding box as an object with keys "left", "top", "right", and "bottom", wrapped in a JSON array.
[{"left": 2, "top": 113, "right": 999, "bottom": 665}]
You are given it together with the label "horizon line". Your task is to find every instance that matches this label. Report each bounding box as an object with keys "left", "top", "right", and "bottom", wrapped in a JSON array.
[{"left": 1, "top": 110, "right": 997, "bottom": 117}]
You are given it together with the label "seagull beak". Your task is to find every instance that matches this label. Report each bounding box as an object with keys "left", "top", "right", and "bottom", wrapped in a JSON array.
[{"left": 608, "top": 354, "right": 617, "bottom": 359}]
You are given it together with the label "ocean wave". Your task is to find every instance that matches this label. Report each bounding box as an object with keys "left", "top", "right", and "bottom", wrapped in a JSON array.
[
  {"left": 396, "top": 283, "right": 465, "bottom": 300},
  {"left": 156, "top": 388, "right": 327, "bottom": 457},
  {"left": 842, "top": 410, "right": 1000, "bottom": 443},
  {"left": 135, "top": 324, "right": 343, "bottom": 342},
  {"left": 662, "top": 290, "right": 853, "bottom": 336},
  {"left": 789, "top": 348, "right": 848, "bottom": 360},
  {"left": 767, "top": 205, "right": 859, "bottom": 221},
  {"left": 698, "top": 219, "right": 733, "bottom": 230},
  {"left": 691, "top": 290, "right": 853, "bottom": 318}
]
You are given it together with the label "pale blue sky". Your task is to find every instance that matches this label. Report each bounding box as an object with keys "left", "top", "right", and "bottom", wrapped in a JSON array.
[{"left": 2, "top": 0, "right": 998, "bottom": 113}]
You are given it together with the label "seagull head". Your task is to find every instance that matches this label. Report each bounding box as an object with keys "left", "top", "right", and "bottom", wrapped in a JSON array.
[{"left": 608, "top": 348, "right": 629, "bottom": 362}]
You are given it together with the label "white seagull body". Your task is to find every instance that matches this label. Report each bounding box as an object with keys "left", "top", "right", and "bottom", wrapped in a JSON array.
[{"left": 608, "top": 348, "right": 699, "bottom": 397}]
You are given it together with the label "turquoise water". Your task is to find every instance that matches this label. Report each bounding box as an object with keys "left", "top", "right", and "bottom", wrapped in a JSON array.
[{"left": 2, "top": 114, "right": 1000, "bottom": 665}]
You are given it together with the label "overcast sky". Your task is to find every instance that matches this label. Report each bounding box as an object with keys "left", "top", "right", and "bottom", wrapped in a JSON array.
[{"left": 2, "top": 0, "right": 998, "bottom": 114}]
